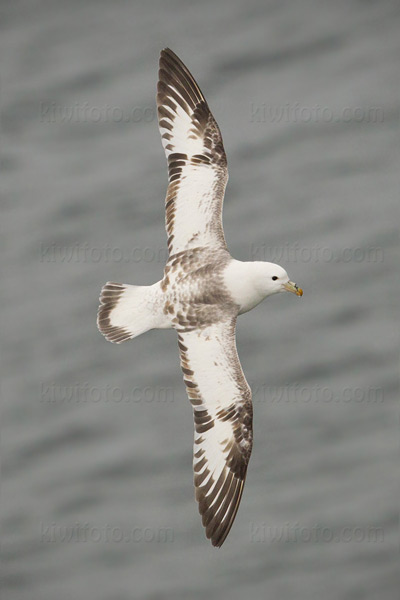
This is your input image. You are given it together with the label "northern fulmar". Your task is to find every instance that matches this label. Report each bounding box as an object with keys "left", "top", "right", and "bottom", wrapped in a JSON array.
[{"left": 97, "top": 48, "right": 303, "bottom": 547}]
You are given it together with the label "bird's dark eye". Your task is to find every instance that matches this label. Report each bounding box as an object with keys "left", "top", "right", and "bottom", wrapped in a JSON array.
[{"left": 272, "top": 276, "right": 278, "bottom": 281}]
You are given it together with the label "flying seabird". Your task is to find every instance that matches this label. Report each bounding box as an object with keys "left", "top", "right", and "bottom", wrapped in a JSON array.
[{"left": 97, "top": 48, "right": 303, "bottom": 547}]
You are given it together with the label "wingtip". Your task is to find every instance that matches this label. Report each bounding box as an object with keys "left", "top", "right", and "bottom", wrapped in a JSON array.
[
  {"left": 160, "top": 47, "right": 176, "bottom": 61},
  {"left": 210, "top": 536, "right": 224, "bottom": 548},
  {"left": 208, "top": 524, "right": 233, "bottom": 548},
  {"left": 159, "top": 48, "right": 190, "bottom": 71}
]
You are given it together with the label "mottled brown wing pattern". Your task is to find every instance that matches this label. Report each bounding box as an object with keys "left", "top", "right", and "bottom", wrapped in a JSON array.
[
  {"left": 157, "top": 48, "right": 228, "bottom": 255},
  {"left": 177, "top": 318, "right": 253, "bottom": 547}
]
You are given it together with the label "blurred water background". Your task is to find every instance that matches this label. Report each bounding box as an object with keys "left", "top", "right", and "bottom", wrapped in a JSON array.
[{"left": 2, "top": 1, "right": 399, "bottom": 599}]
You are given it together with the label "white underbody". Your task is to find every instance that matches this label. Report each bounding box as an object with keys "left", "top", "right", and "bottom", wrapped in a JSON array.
[{"left": 123, "top": 257, "right": 286, "bottom": 333}]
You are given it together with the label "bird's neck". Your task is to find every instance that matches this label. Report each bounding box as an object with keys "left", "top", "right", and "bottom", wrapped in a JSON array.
[{"left": 223, "top": 260, "right": 271, "bottom": 314}]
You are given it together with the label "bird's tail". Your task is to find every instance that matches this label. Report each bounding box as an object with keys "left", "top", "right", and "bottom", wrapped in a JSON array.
[{"left": 97, "top": 282, "right": 159, "bottom": 343}]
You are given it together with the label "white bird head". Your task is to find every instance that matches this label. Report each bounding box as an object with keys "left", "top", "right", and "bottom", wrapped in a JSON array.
[
  {"left": 224, "top": 260, "right": 303, "bottom": 315},
  {"left": 256, "top": 262, "right": 303, "bottom": 297}
]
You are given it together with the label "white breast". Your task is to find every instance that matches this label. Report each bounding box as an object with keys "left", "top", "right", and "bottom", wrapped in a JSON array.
[{"left": 223, "top": 260, "right": 266, "bottom": 314}]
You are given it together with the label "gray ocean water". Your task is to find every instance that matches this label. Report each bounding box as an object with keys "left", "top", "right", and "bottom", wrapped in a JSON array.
[{"left": 2, "top": 1, "right": 399, "bottom": 599}]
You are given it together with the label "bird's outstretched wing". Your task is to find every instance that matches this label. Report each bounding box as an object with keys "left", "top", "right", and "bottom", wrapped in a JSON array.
[
  {"left": 157, "top": 48, "right": 228, "bottom": 255},
  {"left": 177, "top": 318, "right": 253, "bottom": 547}
]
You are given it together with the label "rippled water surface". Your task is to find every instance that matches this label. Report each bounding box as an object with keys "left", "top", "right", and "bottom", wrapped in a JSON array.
[{"left": 2, "top": 1, "right": 399, "bottom": 599}]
